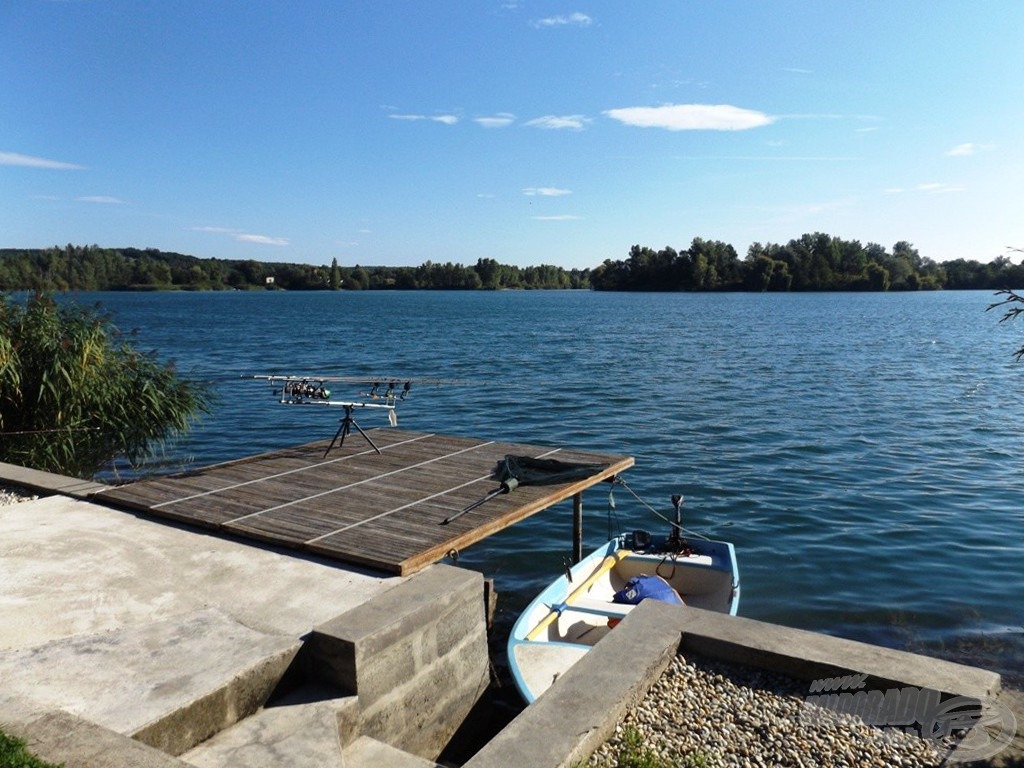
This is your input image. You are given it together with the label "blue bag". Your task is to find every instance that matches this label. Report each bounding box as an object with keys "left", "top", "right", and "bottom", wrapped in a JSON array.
[{"left": 612, "top": 574, "right": 685, "bottom": 606}]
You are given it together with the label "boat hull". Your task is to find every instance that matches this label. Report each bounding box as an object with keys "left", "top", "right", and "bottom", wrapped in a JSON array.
[{"left": 507, "top": 534, "right": 739, "bottom": 703}]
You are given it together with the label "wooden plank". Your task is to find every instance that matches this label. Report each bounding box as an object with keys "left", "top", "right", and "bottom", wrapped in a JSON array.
[{"left": 92, "top": 429, "right": 634, "bottom": 575}]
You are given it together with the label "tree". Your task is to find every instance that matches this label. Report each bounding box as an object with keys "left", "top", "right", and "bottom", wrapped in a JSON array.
[
  {"left": 330, "top": 258, "right": 341, "bottom": 290},
  {"left": 0, "top": 293, "right": 212, "bottom": 478},
  {"left": 987, "top": 248, "right": 1024, "bottom": 360}
]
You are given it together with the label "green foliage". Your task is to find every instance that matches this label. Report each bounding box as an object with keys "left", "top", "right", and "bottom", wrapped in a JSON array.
[
  {"left": 0, "top": 246, "right": 588, "bottom": 292},
  {"left": 591, "top": 235, "right": 1020, "bottom": 292},
  {"left": 614, "top": 725, "right": 668, "bottom": 768},
  {"left": 607, "top": 725, "right": 711, "bottom": 768},
  {"left": 0, "top": 293, "right": 212, "bottom": 479},
  {"left": 0, "top": 729, "right": 63, "bottom": 768}
]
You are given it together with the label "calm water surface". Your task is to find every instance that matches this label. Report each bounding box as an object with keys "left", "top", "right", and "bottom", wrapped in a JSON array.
[{"left": 76, "top": 290, "right": 1024, "bottom": 681}]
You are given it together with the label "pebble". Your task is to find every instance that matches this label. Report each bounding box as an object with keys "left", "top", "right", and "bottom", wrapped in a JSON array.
[
  {"left": 0, "top": 485, "right": 37, "bottom": 506},
  {"left": 588, "top": 653, "right": 952, "bottom": 768}
]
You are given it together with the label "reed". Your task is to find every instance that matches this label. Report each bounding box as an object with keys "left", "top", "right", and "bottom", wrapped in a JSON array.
[{"left": 0, "top": 292, "right": 212, "bottom": 479}]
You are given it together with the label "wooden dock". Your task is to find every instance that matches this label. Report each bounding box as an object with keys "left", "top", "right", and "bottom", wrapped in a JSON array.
[{"left": 95, "top": 429, "right": 634, "bottom": 575}]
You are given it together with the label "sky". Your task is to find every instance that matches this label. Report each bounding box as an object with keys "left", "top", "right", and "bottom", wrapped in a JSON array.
[{"left": 3, "top": 1, "right": 1023, "bottom": 270}]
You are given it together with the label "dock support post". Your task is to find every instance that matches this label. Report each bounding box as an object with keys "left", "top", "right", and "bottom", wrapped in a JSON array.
[{"left": 573, "top": 492, "right": 583, "bottom": 563}]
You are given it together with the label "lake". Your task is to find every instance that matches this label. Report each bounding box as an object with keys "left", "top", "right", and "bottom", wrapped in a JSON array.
[{"left": 69, "top": 289, "right": 1024, "bottom": 682}]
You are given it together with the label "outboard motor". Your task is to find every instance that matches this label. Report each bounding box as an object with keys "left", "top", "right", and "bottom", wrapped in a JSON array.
[{"left": 669, "top": 494, "right": 684, "bottom": 551}]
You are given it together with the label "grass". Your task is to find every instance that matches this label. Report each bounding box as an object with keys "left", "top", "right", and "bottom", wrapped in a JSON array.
[
  {"left": 610, "top": 724, "right": 711, "bottom": 768},
  {"left": 0, "top": 729, "right": 62, "bottom": 768}
]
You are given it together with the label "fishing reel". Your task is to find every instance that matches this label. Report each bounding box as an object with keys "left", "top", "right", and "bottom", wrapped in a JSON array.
[
  {"left": 366, "top": 380, "right": 412, "bottom": 402},
  {"left": 280, "top": 379, "right": 331, "bottom": 401}
]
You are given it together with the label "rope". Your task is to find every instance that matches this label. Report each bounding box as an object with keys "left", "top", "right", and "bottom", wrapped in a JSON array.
[
  {"left": 0, "top": 426, "right": 100, "bottom": 436},
  {"left": 614, "top": 478, "right": 712, "bottom": 541}
]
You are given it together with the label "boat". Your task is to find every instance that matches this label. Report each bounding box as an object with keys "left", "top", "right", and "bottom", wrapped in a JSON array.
[{"left": 507, "top": 498, "right": 739, "bottom": 704}]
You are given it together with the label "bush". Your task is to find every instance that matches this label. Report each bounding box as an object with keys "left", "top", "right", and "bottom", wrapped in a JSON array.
[{"left": 0, "top": 292, "right": 212, "bottom": 478}]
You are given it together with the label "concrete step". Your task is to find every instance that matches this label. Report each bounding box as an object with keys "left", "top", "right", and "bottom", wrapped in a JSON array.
[
  {"left": 182, "top": 683, "right": 358, "bottom": 768},
  {"left": 342, "top": 736, "right": 442, "bottom": 768},
  {"left": 0, "top": 607, "right": 300, "bottom": 756}
]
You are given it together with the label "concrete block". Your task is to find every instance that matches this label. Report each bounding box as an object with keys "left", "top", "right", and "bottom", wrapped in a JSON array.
[
  {"left": 304, "top": 564, "right": 490, "bottom": 760},
  {"left": 674, "top": 607, "right": 1002, "bottom": 699},
  {"left": 306, "top": 564, "right": 483, "bottom": 693},
  {"left": 466, "top": 600, "right": 681, "bottom": 768},
  {"left": 0, "top": 697, "right": 190, "bottom": 768},
  {"left": 358, "top": 622, "right": 490, "bottom": 758},
  {"left": 0, "top": 607, "right": 301, "bottom": 756}
]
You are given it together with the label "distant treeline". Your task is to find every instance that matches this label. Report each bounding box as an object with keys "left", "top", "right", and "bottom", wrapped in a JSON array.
[
  {"left": 1, "top": 236, "right": 1019, "bottom": 293},
  {"left": 0, "top": 246, "right": 590, "bottom": 292},
  {"left": 592, "top": 235, "right": 1022, "bottom": 291}
]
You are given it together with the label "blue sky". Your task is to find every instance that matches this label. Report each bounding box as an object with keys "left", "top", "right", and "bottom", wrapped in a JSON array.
[{"left": 3, "top": 2, "right": 1023, "bottom": 269}]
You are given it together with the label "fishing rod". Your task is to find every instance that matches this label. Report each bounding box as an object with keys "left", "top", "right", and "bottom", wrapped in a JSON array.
[{"left": 246, "top": 371, "right": 466, "bottom": 455}]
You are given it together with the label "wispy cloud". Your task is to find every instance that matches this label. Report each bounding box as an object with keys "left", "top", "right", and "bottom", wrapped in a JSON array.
[
  {"left": 885, "top": 182, "right": 965, "bottom": 195},
  {"left": 945, "top": 142, "right": 992, "bottom": 157},
  {"left": 916, "top": 182, "right": 964, "bottom": 194},
  {"left": 604, "top": 103, "right": 775, "bottom": 131},
  {"left": 523, "top": 187, "right": 572, "bottom": 196},
  {"left": 194, "top": 226, "right": 288, "bottom": 246},
  {"left": 76, "top": 195, "right": 124, "bottom": 204},
  {"left": 236, "top": 234, "right": 289, "bottom": 246},
  {"left": 474, "top": 113, "right": 516, "bottom": 128},
  {"left": 532, "top": 214, "right": 584, "bottom": 221},
  {"left": 533, "top": 12, "right": 592, "bottom": 28},
  {"left": 525, "top": 115, "right": 590, "bottom": 130},
  {"left": 0, "top": 151, "right": 85, "bottom": 170},
  {"left": 389, "top": 113, "right": 459, "bottom": 125}
]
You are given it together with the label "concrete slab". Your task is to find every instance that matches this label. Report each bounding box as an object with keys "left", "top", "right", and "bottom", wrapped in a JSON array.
[
  {"left": 465, "top": 600, "right": 680, "bottom": 768},
  {"left": 0, "top": 608, "right": 299, "bottom": 753},
  {"left": 0, "top": 495, "right": 400, "bottom": 650},
  {"left": 0, "top": 459, "right": 110, "bottom": 499},
  {"left": 343, "top": 736, "right": 442, "bottom": 768},
  {"left": 0, "top": 697, "right": 191, "bottom": 768},
  {"left": 676, "top": 606, "right": 1002, "bottom": 699},
  {"left": 182, "top": 684, "right": 355, "bottom": 768}
]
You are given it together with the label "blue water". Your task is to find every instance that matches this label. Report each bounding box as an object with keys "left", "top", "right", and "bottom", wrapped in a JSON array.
[{"left": 72, "top": 290, "right": 1024, "bottom": 681}]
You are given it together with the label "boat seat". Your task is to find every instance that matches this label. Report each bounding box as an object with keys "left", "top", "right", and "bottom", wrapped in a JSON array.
[{"left": 565, "top": 596, "right": 639, "bottom": 618}]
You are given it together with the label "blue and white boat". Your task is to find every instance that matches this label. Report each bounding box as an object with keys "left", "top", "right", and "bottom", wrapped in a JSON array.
[{"left": 507, "top": 514, "right": 739, "bottom": 704}]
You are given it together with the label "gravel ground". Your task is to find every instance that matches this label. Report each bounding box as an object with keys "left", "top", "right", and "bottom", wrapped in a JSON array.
[
  {"left": 589, "top": 653, "right": 954, "bottom": 768},
  {"left": 0, "top": 485, "right": 38, "bottom": 506}
]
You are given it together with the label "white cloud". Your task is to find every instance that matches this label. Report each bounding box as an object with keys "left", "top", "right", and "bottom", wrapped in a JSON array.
[
  {"left": 946, "top": 143, "right": 975, "bottom": 156},
  {"left": 604, "top": 103, "right": 775, "bottom": 131},
  {"left": 532, "top": 214, "right": 583, "bottom": 221},
  {"left": 236, "top": 234, "right": 289, "bottom": 246},
  {"left": 533, "top": 12, "right": 592, "bottom": 27},
  {"left": 523, "top": 187, "right": 571, "bottom": 196},
  {"left": 192, "top": 226, "right": 235, "bottom": 233},
  {"left": 474, "top": 113, "right": 516, "bottom": 128},
  {"left": 389, "top": 113, "right": 458, "bottom": 125},
  {"left": 525, "top": 115, "right": 590, "bottom": 130},
  {"left": 0, "top": 151, "right": 85, "bottom": 170},
  {"left": 886, "top": 182, "right": 964, "bottom": 195},
  {"left": 76, "top": 195, "right": 124, "bottom": 204},
  {"left": 915, "top": 182, "right": 964, "bottom": 194}
]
